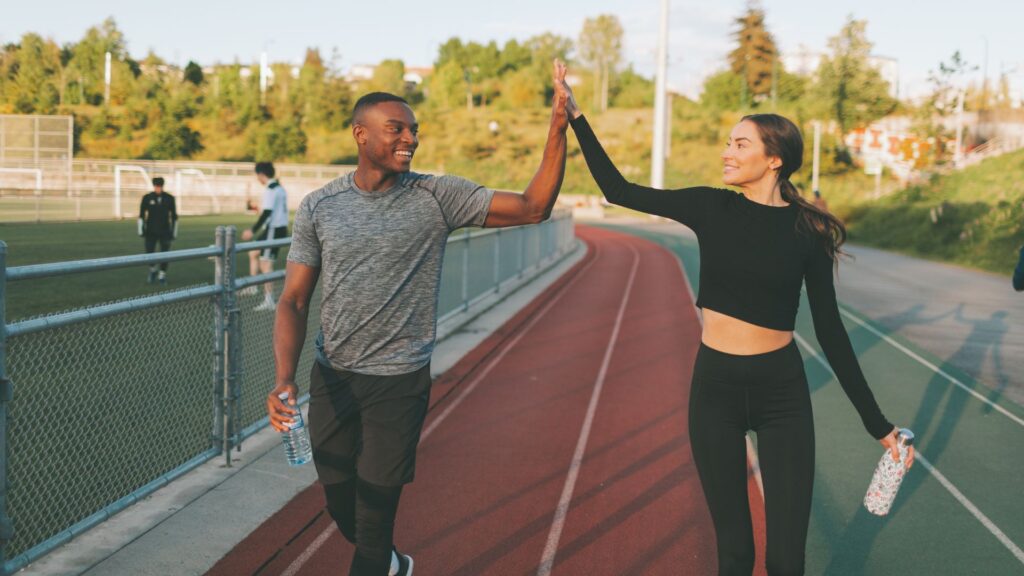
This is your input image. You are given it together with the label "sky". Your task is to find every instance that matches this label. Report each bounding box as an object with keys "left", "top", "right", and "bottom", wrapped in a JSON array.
[{"left": 2, "top": 0, "right": 1021, "bottom": 100}]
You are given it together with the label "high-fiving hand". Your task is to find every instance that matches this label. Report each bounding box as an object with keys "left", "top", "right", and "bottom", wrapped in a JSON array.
[
  {"left": 551, "top": 59, "right": 570, "bottom": 131},
  {"left": 553, "top": 60, "right": 581, "bottom": 120}
]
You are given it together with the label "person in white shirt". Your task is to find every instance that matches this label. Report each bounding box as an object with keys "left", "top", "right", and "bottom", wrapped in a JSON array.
[{"left": 241, "top": 162, "right": 290, "bottom": 310}]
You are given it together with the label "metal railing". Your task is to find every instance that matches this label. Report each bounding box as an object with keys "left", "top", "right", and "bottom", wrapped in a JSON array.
[
  {"left": 0, "top": 158, "right": 357, "bottom": 223},
  {"left": 0, "top": 210, "right": 575, "bottom": 574}
]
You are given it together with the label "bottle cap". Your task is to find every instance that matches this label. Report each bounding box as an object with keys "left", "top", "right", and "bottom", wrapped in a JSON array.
[{"left": 897, "top": 428, "right": 914, "bottom": 448}]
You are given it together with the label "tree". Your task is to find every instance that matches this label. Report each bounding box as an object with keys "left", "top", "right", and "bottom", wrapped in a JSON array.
[
  {"left": 700, "top": 70, "right": 745, "bottom": 110},
  {"left": 3, "top": 33, "right": 63, "bottom": 113},
  {"left": 610, "top": 66, "right": 654, "bottom": 108},
  {"left": 926, "top": 51, "right": 976, "bottom": 116},
  {"left": 426, "top": 60, "right": 466, "bottom": 111},
  {"left": 249, "top": 120, "right": 307, "bottom": 161},
  {"left": 525, "top": 33, "right": 573, "bottom": 99},
  {"left": 183, "top": 60, "right": 204, "bottom": 86},
  {"left": 815, "top": 16, "right": 896, "bottom": 136},
  {"left": 66, "top": 17, "right": 131, "bottom": 105},
  {"left": 369, "top": 59, "right": 407, "bottom": 96},
  {"left": 578, "top": 14, "right": 623, "bottom": 113},
  {"left": 144, "top": 115, "right": 203, "bottom": 159},
  {"left": 728, "top": 2, "right": 779, "bottom": 105},
  {"left": 500, "top": 67, "right": 544, "bottom": 108}
]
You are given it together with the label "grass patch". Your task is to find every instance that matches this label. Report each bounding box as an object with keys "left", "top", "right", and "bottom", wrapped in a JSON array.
[{"left": 1, "top": 215, "right": 283, "bottom": 321}]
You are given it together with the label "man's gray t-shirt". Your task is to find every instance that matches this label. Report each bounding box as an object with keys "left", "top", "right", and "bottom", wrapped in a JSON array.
[{"left": 288, "top": 171, "right": 494, "bottom": 375}]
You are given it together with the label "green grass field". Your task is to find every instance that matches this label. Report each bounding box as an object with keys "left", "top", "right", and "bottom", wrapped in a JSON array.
[
  {"left": 844, "top": 149, "right": 1024, "bottom": 274},
  {"left": 0, "top": 215, "right": 286, "bottom": 321}
]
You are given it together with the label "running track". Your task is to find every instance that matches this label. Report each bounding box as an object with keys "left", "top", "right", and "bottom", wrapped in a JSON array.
[{"left": 207, "top": 225, "right": 769, "bottom": 575}]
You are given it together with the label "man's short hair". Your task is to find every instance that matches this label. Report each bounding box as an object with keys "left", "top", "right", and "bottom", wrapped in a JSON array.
[
  {"left": 352, "top": 92, "right": 409, "bottom": 124},
  {"left": 152, "top": 177, "right": 165, "bottom": 187},
  {"left": 255, "top": 162, "right": 275, "bottom": 178}
]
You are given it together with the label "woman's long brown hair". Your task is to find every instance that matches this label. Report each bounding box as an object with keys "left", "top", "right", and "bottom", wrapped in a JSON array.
[{"left": 742, "top": 113, "right": 847, "bottom": 260}]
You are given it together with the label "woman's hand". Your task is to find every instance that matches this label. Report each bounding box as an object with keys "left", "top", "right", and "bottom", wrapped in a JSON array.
[
  {"left": 879, "top": 427, "right": 915, "bottom": 470},
  {"left": 553, "top": 60, "right": 582, "bottom": 120}
]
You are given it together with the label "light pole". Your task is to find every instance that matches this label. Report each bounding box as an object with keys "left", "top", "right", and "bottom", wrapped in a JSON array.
[
  {"left": 104, "top": 51, "right": 111, "bottom": 106},
  {"left": 651, "top": 0, "right": 669, "bottom": 189}
]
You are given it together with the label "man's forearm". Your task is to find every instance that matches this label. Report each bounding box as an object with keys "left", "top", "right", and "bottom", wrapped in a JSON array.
[
  {"left": 522, "top": 125, "right": 567, "bottom": 221},
  {"left": 274, "top": 298, "right": 309, "bottom": 384}
]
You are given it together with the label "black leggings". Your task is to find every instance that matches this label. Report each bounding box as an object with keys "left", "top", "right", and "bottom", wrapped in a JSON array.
[
  {"left": 689, "top": 340, "right": 814, "bottom": 576},
  {"left": 324, "top": 478, "right": 404, "bottom": 576},
  {"left": 144, "top": 236, "right": 172, "bottom": 271}
]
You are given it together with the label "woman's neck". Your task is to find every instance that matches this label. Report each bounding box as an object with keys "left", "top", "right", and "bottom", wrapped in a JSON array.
[{"left": 741, "top": 177, "right": 787, "bottom": 207}]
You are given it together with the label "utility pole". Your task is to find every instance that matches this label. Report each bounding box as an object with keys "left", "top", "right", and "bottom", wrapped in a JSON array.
[
  {"left": 812, "top": 121, "right": 821, "bottom": 195},
  {"left": 651, "top": 0, "right": 669, "bottom": 189},
  {"left": 104, "top": 51, "right": 111, "bottom": 106},
  {"left": 954, "top": 89, "right": 965, "bottom": 167},
  {"left": 260, "top": 51, "right": 268, "bottom": 106}
]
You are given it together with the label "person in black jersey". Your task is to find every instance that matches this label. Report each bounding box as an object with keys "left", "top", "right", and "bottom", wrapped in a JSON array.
[
  {"left": 557, "top": 73, "right": 914, "bottom": 576},
  {"left": 138, "top": 177, "right": 178, "bottom": 284}
]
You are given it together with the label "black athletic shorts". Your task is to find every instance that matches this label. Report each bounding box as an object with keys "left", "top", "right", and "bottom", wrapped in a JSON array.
[
  {"left": 257, "top": 225, "right": 289, "bottom": 260},
  {"left": 307, "top": 360, "right": 432, "bottom": 487}
]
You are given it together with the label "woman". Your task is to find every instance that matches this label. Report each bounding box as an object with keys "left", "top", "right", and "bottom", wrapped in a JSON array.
[{"left": 558, "top": 78, "right": 914, "bottom": 575}]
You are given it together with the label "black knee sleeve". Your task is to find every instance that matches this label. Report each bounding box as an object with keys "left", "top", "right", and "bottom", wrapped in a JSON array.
[
  {"left": 349, "top": 477, "right": 403, "bottom": 576},
  {"left": 323, "top": 479, "right": 358, "bottom": 544}
]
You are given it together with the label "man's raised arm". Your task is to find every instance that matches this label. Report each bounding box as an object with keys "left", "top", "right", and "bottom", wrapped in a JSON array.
[{"left": 484, "top": 59, "right": 569, "bottom": 228}]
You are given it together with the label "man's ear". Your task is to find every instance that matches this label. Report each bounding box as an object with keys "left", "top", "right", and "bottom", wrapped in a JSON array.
[{"left": 353, "top": 124, "right": 366, "bottom": 146}]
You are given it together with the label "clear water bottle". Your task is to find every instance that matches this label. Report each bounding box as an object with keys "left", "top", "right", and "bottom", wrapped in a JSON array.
[
  {"left": 279, "top": 392, "right": 313, "bottom": 466},
  {"left": 864, "top": 428, "right": 914, "bottom": 516}
]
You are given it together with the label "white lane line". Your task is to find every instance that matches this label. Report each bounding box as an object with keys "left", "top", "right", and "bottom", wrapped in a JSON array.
[
  {"left": 669, "top": 248, "right": 766, "bottom": 499},
  {"left": 914, "top": 453, "right": 1024, "bottom": 565},
  {"left": 835, "top": 306, "right": 1024, "bottom": 429},
  {"left": 282, "top": 245, "right": 601, "bottom": 576},
  {"left": 280, "top": 527, "right": 334, "bottom": 576},
  {"left": 536, "top": 244, "right": 641, "bottom": 576},
  {"left": 793, "top": 333, "right": 1024, "bottom": 567}
]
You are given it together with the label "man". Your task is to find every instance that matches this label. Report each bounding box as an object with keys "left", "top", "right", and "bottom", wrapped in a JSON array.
[
  {"left": 241, "top": 162, "right": 289, "bottom": 310},
  {"left": 266, "top": 60, "right": 569, "bottom": 575},
  {"left": 138, "top": 177, "right": 178, "bottom": 284}
]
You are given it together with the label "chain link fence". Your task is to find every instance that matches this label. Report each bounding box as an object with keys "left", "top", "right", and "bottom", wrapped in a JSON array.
[{"left": 0, "top": 210, "right": 575, "bottom": 574}]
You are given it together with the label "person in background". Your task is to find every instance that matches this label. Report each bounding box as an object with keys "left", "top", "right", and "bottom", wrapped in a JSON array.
[
  {"left": 241, "top": 162, "right": 289, "bottom": 311},
  {"left": 138, "top": 176, "right": 177, "bottom": 285}
]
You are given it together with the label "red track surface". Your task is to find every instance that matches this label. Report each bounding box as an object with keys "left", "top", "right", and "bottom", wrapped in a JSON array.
[{"left": 207, "top": 225, "right": 767, "bottom": 576}]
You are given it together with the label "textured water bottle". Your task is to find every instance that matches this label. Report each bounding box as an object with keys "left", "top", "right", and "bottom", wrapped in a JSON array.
[
  {"left": 279, "top": 392, "right": 313, "bottom": 466},
  {"left": 863, "top": 428, "right": 914, "bottom": 515}
]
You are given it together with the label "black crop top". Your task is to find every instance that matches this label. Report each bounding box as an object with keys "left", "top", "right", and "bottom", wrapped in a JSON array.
[{"left": 570, "top": 114, "right": 893, "bottom": 439}]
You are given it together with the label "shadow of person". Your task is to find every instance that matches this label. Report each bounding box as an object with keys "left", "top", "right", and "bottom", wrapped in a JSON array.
[{"left": 820, "top": 305, "right": 1008, "bottom": 574}]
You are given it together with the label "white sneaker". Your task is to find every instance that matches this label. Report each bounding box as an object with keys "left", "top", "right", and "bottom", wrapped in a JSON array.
[
  {"left": 253, "top": 298, "right": 276, "bottom": 311},
  {"left": 393, "top": 549, "right": 413, "bottom": 576},
  {"left": 237, "top": 286, "right": 258, "bottom": 296}
]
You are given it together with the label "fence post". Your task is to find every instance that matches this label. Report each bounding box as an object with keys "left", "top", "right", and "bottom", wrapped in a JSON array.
[
  {"left": 223, "top": 227, "right": 241, "bottom": 464},
  {"left": 212, "top": 227, "right": 226, "bottom": 455},
  {"left": 0, "top": 242, "right": 14, "bottom": 571},
  {"left": 493, "top": 228, "right": 501, "bottom": 294},
  {"left": 461, "top": 232, "right": 470, "bottom": 311}
]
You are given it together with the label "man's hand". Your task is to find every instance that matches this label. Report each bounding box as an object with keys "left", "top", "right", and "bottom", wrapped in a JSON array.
[
  {"left": 241, "top": 229, "right": 254, "bottom": 242},
  {"left": 551, "top": 59, "right": 570, "bottom": 131},
  {"left": 267, "top": 381, "right": 299, "bottom": 432},
  {"left": 555, "top": 60, "right": 582, "bottom": 120}
]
